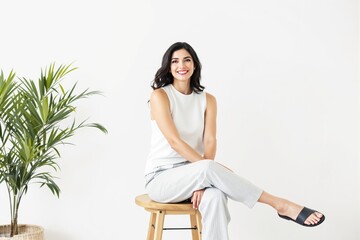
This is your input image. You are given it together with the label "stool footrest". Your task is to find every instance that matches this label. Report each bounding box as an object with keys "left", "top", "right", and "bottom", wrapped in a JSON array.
[{"left": 163, "top": 227, "right": 198, "bottom": 231}]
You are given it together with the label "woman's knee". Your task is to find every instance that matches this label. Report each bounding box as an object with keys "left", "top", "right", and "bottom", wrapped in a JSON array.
[
  {"left": 196, "top": 159, "right": 214, "bottom": 167},
  {"left": 202, "top": 187, "right": 227, "bottom": 204},
  {"left": 195, "top": 159, "right": 216, "bottom": 175}
]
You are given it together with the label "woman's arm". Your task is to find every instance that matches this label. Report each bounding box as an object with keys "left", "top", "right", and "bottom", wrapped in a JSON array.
[
  {"left": 150, "top": 89, "right": 204, "bottom": 162},
  {"left": 203, "top": 93, "right": 217, "bottom": 160}
]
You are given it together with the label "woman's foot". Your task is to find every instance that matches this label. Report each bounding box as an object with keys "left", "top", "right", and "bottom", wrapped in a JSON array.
[
  {"left": 276, "top": 199, "right": 323, "bottom": 226},
  {"left": 258, "top": 191, "right": 324, "bottom": 226}
]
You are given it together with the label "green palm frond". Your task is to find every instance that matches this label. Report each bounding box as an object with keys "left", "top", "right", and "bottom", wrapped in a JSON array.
[{"left": 0, "top": 63, "right": 107, "bottom": 237}]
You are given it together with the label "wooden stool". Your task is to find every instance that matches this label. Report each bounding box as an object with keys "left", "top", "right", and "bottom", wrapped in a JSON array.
[{"left": 135, "top": 194, "right": 202, "bottom": 240}]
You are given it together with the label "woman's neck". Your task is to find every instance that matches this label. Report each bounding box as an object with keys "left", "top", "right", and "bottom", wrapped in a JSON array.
[{"left": 172, "top": 80, "right": 191, "bottom": 95}]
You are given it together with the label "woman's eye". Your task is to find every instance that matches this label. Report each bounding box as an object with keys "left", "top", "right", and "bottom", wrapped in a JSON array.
[
  {"left": 171, "top": 60, "right": 178, "bottom": 64},
  {"left": 185, "top": 59, "right": 192, "bottom": 62}
]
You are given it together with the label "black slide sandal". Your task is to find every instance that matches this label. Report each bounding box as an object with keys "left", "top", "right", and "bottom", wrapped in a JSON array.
[{"left": 278, "top": 207, "right": 325, "bottom": 227}]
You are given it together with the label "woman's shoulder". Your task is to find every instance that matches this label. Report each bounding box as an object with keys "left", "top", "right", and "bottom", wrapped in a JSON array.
[
  {"left": 205, "top": 91, "right": 217, "bottom": 104},
  {"left": 150, "top": 88, "right": 169, "bottom": 104}
]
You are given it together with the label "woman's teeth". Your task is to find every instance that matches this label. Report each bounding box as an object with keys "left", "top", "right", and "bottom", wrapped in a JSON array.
[{"left": 177, "top": 70, "right": 188, "bottom": 75}]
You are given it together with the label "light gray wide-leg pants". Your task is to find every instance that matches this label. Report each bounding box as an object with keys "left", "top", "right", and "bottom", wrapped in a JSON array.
[{"left": 145, "top": 160, "right": 263, "bottom": 240}]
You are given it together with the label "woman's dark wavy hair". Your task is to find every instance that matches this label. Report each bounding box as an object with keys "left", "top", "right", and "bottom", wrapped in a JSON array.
[{"left": 151, "top": 42, "right": 205, "bottom": 93}]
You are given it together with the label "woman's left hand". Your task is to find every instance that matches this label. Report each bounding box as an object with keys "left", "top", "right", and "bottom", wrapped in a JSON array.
[{"left": 191, "top": 189, "right": 205, "bottom": 209}]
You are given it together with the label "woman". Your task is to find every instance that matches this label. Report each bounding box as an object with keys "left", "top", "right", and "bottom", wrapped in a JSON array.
[{"left": 144, "top": 42, "right": 325, "bottom": 239}]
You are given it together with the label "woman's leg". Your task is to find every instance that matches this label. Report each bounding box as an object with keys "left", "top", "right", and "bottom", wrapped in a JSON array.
[
  {"left": 258, "top": 191, "right": 324, "bottom": 225},
  {"left": 199, "top": 188, "right": 231, "bottom": 240},
  {"left": 146, "top": 160, "right": 262, "bottom": 207},
  {"left": 146, "top": 160, "right": 259, "bottom": 240},
  {"left": 146, "top": 160, "right": 323, "bottom": 227}
]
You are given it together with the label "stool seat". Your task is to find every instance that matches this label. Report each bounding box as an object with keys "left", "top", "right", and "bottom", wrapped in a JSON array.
[
  {"left": 135, "top": 194, "right": 202, "bottom": 240},
  {"left": 135, "top": 194, "right": 197, "bottom": 212}
]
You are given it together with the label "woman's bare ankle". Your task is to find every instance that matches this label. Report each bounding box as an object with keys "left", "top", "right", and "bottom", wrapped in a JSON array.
[
  {"left": 259, "top": 191, "right": 283, "bottom": 209},
  {"left": 258, "top": 192, "right": 298, "bottom": 217},
  {"left": 258, "top": 191, "right": 324, "bottom": 225}
]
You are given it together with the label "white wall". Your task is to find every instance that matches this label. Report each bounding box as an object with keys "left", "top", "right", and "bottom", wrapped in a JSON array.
[
  {"left": 0, "top": 0, "right": 359, "bottom": 239},
  {"left": 358, "top": 0, "right": 360, "bottom": 235}
]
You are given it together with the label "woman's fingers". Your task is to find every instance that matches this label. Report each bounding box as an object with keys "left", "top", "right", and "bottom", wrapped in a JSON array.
[{"left": 191, "top": 189, "right": 205, "bottom": 209}]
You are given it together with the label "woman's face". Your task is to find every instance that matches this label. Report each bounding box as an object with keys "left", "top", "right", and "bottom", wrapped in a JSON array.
[{"left": 170, "top": 49, "right": 195, "bottom": 82}]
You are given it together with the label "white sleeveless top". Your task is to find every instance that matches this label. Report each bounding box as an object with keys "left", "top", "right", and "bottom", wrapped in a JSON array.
[{"left": 145, "top": 84, "right": 207, "bottom": 175}]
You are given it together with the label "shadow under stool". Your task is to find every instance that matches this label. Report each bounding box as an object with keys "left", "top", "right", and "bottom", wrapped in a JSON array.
[{"left": 135, "top": 194, "right": 202, "bottom": 240}]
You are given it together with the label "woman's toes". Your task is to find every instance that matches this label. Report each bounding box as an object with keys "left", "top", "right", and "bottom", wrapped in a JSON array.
[
  {"left": 305, "top": 212, "right": 322, "bottom": 225},
  {"left": 315, "top": 212, "right": 323, "bottom": 218},
  {"left": 305, "top": 220, "right": 313, "bottom": 225}
]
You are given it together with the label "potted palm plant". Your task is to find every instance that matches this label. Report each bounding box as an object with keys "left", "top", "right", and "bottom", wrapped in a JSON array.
[{"left": 0, "top": 64, "right": 107, "bottom": 239}]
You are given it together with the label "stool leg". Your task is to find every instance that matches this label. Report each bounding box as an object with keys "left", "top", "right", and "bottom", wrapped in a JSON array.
[
  {"left": 147, "top": 212, "right": 156, "bottom": 240},
  {"left": 154, "top": 210, "right": 165, "bottom": 240},
  {"left": 195, "top": 211, "right": 202, "bottom": 240},
  {"left": 190, "top": 214, "right": 199, "bottom": 240}
]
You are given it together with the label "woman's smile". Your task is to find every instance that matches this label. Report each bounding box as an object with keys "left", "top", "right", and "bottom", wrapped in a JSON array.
[
  {"left": 177, "top": 70, "right": 189, "bottom": 75},
  {"left": 171, "top": 48, "right": 195, "bottom": 82}
]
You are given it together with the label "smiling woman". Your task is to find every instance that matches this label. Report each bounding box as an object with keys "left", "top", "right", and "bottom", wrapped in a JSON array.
[
  {"left": 170, "top": 50, "right": 195, "bottom": 88},
  {"left": 143, "top": 42, "right": 325, "bottom": 240},
  {"left": 151, "top": 42, "right": 204, "bottom": 94}
]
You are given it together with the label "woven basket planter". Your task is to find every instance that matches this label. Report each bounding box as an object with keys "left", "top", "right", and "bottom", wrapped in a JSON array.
[{"left": 0, "top": 225, "right": 43, "bottom": 240}]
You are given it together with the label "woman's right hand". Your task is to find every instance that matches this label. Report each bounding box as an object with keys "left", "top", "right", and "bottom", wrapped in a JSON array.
[{"left": 191, "top": 189, "right": 205, "bottom": 209}]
